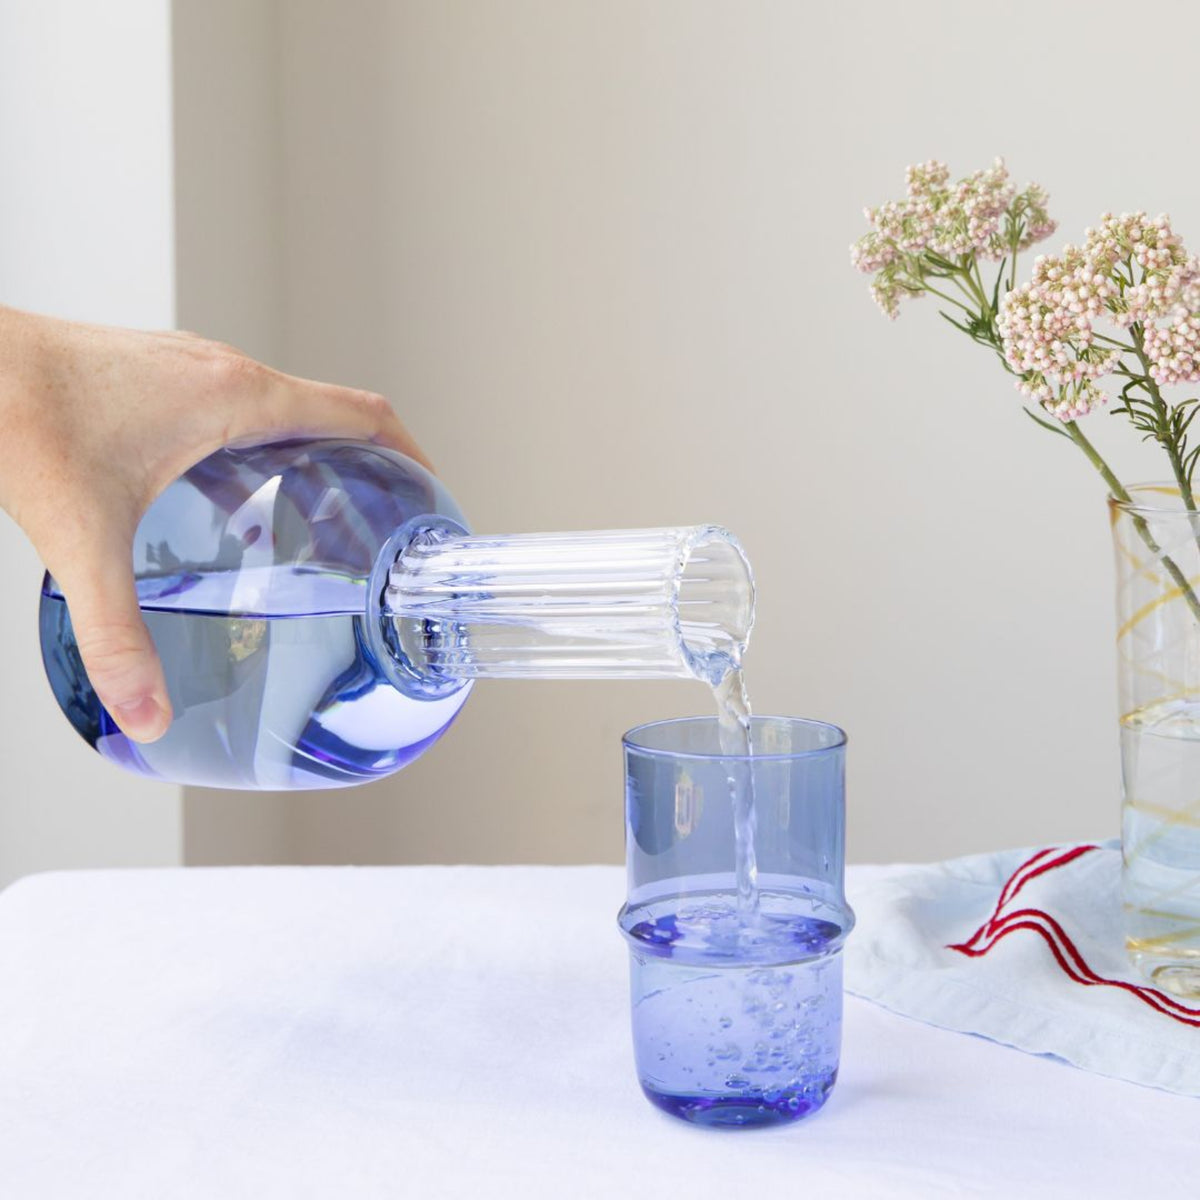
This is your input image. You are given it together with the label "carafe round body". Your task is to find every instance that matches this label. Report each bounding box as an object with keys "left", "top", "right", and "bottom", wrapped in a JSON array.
[{"left": 39, "top": 439, "right": 472, "bottom": 790}]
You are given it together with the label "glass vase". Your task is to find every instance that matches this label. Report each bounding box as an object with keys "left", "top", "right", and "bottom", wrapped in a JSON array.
[{"left": 1111, "top": 485, "right": 1200, "bottom": 996}]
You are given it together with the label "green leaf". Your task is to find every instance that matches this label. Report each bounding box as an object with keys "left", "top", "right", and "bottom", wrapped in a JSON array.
[
  {"left": 1023, "top": 407, "right": 1069, "bottom": 438},
  {"left": 938, "top": 310, "right": 972, "bottom": 335}
]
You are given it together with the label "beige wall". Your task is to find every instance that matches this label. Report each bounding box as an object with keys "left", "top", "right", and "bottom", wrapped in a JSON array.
[{"left": 175, "top": 0, "right": 1197, "bottom": 866}]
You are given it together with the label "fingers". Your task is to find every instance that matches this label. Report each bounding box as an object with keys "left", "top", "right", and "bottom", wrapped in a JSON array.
[
  {"left": 305, "top": 381, "right": 435, "bottom": 471},
  {"left": 224, "top": 364, "right": 435, "bottom": 472},
  {"left": 53, "top": 549, "right": 172, "bottom": 743}
]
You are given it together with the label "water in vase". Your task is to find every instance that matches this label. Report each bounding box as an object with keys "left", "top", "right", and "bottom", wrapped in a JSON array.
[{"left": 1121, "top": 697, "right": 1200, "bottom": 997}]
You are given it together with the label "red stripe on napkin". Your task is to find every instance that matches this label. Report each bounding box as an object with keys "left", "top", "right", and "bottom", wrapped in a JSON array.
[{"left": 947, "top": 845, "right": 1200, "bottom": 1028}]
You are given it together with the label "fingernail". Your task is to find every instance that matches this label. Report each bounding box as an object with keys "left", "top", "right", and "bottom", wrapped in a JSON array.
[{"left": 111, "top": 695, "right": 172, "bottom": 743}]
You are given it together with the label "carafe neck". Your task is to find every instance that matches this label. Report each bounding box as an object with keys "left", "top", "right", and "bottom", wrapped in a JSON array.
[{"left": 371, "top": 522, "right": 754, "bottom": 699}]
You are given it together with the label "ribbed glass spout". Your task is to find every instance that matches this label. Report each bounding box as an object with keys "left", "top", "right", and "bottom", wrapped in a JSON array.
[{"left": 381, "top": 525, "right": 754, "bottom": 695}]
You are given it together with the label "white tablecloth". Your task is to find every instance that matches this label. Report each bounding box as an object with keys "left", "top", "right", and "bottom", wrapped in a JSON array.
[{"left": 0, "top": 864, "right": 1192, "bottom": 1199}]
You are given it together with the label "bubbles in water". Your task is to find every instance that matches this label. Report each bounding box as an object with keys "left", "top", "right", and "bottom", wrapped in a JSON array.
[{"left": 624, "top": 894, "right": 844, "bottom": 1126}]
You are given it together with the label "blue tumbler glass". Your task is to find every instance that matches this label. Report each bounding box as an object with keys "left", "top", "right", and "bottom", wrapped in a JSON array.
[{"left": 618, "top": 716, "right": 853, "bottom": 1128}]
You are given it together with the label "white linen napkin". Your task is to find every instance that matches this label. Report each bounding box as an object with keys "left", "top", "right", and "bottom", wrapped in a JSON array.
[{"left": 844, "top": 842, "right": 1200, "bottom": 1096}]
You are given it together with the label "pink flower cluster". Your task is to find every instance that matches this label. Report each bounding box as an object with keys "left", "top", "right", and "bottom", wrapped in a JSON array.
[
  {"left": 1143, "top": 285, "right": 1200, "bottom": 386},
  {"left": 851, "top": 158, "right": 1056, "bottom": 318},
  {"left": 1087, "top": 212, "right": 1190, "bottom": 330},
  {"left": 999, "top": 212, "right": 1200, "bottom": 417},
  {"left": 1094, "top": 213, "right": 1200, "bottom": 387},
  {"left": 997, "top": 247, "right": 1120, "bottom": 419}
]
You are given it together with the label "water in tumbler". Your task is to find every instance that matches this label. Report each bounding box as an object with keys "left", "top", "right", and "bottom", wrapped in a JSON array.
[
  {"left": 1121, "top": 698, "right": 1200, "bottom": 996},
  {"left": 622, "top": 892, "right": 845, "bottom": 1127}
]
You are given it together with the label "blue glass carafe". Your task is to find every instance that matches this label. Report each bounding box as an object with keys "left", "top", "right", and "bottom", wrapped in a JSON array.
[{"left": 39, "top": 439, "right": 753, "bottom": 790}]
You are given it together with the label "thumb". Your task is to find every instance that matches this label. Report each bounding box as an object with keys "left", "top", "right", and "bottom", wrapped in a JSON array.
[{"left": 54, "top": 549, "right": 173, "bottom": 743}]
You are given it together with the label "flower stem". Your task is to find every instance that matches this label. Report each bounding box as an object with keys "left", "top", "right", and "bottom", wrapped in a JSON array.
[
  {"left": 958, "top": 265, "right": 991, "bottom": 314},
  {"left": 1065, "top": 420, "right": 1200, "bottom": 624},
  {"left": 920, "top": 283, "right": 975, "bottom": 316},
  {"left": 1063, "top": 420, "right": 1131, "bottom": 501},
  {"left": 1130, "top": 330, "right": 1199, "bottom": 514},
  {"left": 1093, "top": 333, "right": 1138, "bottom": 354},
  {"left": 969, "top": 261, "right": 991, "bottom": 313}
]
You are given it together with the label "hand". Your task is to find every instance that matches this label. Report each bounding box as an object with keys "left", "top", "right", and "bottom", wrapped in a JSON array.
[{"left": 0, "top": 305, "right": 431, "bottom": 744}]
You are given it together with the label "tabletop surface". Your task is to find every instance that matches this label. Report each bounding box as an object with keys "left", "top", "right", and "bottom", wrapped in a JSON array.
[{"left": 0, "top": 864, "right": 1193, "bottom": 1199}]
